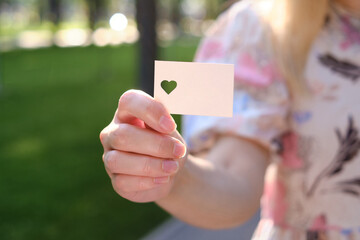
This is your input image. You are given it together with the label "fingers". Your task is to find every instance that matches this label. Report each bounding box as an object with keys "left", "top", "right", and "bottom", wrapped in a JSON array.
[
  {"left": 106, "top": 123, "right": 186, "bottom": 159},
  {"left": 117, "top": 90, "right": 176, "bottom": 134},
  {"left": 99, "top": 89, "right": 186, "bottom": 203},
  {"left": 119, "top": 185, "right": 172, "bottom": 203},
  {"left": 111, "top": 174, "right": 171, "bottom": 194},
  {"left": 104, "top": 150, "right": 179, "bottom": 177}
]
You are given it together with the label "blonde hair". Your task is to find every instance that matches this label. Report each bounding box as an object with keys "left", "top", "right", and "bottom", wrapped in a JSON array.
[{"left": 256, "top": 0, "right": 329, "bottom": 97}]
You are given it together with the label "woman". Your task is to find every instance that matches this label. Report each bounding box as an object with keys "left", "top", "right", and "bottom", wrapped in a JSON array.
[{"left": 100, "top": 0, "right": 360, "bottom": 239}]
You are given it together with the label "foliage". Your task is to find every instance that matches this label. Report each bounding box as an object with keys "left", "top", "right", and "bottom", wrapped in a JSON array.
[{"left": 0, "top": 41, "right": 198, "bottom": 239}]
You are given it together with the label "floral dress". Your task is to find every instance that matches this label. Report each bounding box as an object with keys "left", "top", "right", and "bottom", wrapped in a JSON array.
[{"left": 182, "top": 1, "right": 360, "bottom": 239}]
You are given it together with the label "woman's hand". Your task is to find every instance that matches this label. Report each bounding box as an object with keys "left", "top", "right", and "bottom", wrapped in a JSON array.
[{"left": 100, "top": 90, "right": 187, "bottom": 203}]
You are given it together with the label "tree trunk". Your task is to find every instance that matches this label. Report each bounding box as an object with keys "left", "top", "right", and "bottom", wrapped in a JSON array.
[
  {"left": 86, "top": 0, "right": 107, "bottom": 30},
  {"left": 48, "top": 0, "right": 61, "bottom": 26},
  {"left": 171, "top": 0, "right": 181, "bottom": 26},
  {"left": 38, "top": 0, "right": 47, "bottom": 23},
  {"left": 136, "top": 0, "right": 157, "bottom": 95}
]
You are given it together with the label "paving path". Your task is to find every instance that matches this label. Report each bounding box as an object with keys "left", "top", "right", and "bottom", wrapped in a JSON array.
[{"left": 142, "top": 211, "right": 260, "bottom": 240}]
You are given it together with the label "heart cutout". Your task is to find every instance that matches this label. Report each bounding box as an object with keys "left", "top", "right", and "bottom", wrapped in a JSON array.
[{"left": 161, "top": 80, "right": 177, "bottom": 94}]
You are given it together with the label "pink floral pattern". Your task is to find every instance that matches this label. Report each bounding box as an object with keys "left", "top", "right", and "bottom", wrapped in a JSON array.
[
  {"left": 235, "top": 53, "right": 280, "bottom": 87},
  {"left": 195, "top": 40, "right": 225, "bottom": 61},
  {"left": 310, "top": 215, "right": 327, "bottom": 231},
  {"left": 183, "top": 1, "right": 360, "bottom": 239},
  {"left": 339, "top": 16, "right": 360, "bottom": 50},
  {"left": 280, "top": 132, "right": 304, "bottom": 169},
  {"left": 262, "top": 180, "right": 287, "bottom": 225}
]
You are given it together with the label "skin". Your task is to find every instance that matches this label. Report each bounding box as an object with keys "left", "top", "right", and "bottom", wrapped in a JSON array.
[
  {"left": 99, "top": 0, "right": 359, "bottom": 230},
  {"left": 336, "top": 0, "right": 360, "bottom": 14},
  {"left": 100, "top": 90, "right": 269, "bottom": 229}
]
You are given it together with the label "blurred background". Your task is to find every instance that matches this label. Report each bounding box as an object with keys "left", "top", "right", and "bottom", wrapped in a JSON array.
[{"left": 0, "top": 0, "right": 237, "bottom": 239}]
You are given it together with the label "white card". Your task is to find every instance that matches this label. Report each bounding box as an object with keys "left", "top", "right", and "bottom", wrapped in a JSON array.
[{"left": 154, "top": 60, "right": 234, "bottom": 117}]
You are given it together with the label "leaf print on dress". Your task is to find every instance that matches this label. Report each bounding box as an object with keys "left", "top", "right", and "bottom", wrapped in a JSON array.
[
  {"left": 307, "top": 116, "right": 360, "bottom": 197},
  {"left": 337, "top": 178, "right": 360, "bottom": 197},
  {"left": 318, "top": 54, "right": 360, "bottom": 82}
]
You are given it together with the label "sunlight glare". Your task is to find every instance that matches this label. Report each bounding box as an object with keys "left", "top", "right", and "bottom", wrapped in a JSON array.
[{"left": 109, "top": 13, "right": 128, "bottom": 31}]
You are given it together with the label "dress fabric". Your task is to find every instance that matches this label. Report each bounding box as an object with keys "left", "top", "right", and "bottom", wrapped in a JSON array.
[{"left": 182, "top": 1, "right": 360, "bottom": 239}]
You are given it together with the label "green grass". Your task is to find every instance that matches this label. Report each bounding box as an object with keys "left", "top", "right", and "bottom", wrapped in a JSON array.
[{"left": 0, "top": 41, "right": 198, "bottom": 240}]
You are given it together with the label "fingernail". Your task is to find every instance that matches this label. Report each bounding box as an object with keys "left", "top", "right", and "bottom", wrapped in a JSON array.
[
  {"left": 154, "top": 176, "right": 170, "bottom": 184},
  {"left": 162, "top": 160, "right": 179, "bottom": 173},
  {"left": 159, "top": 116, "right": 176, "bottom": 132},
  {"left": 173, "top": 141, "right": 186, "bottom": 158}
]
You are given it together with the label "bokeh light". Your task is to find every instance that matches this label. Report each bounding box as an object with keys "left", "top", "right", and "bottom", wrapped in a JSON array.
[
  {"left": 54, "top": 29, "right": 91, "bottom": 47},
  {"left": 109, "top": 13, "right": 128, "bottom": 31}
]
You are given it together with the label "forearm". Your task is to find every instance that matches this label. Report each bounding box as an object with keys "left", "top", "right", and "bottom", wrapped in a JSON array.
[
  {"left": 156, "top": 153, "right": 265, "bottom": 229},
  {"left": 101, "top": 90, "right": 268, "bottom": 223}
]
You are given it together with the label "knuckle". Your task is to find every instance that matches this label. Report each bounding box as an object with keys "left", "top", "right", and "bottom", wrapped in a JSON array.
[
  {"left": 145, "top": 99, "right": 164, "bottom": 118},
  {"left": 104, "top": 151, "right": 117, "bottom": 172},
  {"left": 144, "top": 99, "right": 154, "bottom": 113},
  {"left": 119, "top": 90, "right": 136, "bottom": 108},
  {"left": 113, "top": 124, "right": 130, "bottom": 147},
  {"left": 142, "top": 157, "right": 152, "bottom": 175},
  {"left": 99, "top": 128, "right": 108, "bottom": 145}
]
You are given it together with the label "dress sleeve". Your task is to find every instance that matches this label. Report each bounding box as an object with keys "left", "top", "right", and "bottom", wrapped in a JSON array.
[{"left": 182, "top": 1, "right": 290, "bottom": 153}]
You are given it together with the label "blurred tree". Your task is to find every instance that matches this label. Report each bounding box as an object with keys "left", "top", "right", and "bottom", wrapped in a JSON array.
[
  {"left": 38, "top": 0, "right": 47, "bottom": 23},
  {"left": 220, "top": 0, "right": 239, "bottom": 12},
  {"left": 136, "top": 0, "right": 157, "bottom": 95},
  {"left": 48, "top": 0, "right": 62, "bottom": 26},
  {"left": 170, "top": 0, "right": 181, "bottom": 26},
  {"left": 206, "top": 0, "right": 233, "bottom": 19},
  {"left": 86, "top": 0, "right": 109, "bottom": 30}
]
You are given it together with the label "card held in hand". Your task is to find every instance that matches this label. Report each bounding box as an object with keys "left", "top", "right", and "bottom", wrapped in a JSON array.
[{"left": 154, "top": 61, "right": 234, "bottom": 117}]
